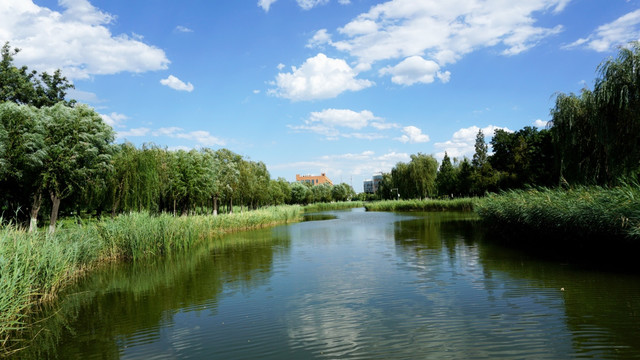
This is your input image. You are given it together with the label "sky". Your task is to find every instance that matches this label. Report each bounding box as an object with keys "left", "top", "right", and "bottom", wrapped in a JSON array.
[{"left": 1, "top": 0, "right": 640, "bottom": 192}]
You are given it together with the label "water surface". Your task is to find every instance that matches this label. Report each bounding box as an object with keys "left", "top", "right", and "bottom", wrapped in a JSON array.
[{"left": 18, "top": 208, "right": 640, "bottom": 359}]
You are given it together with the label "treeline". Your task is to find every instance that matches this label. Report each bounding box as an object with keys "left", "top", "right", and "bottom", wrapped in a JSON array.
[
  {"left": 376, "top": 42, "right": 640, "bottom": 200},
  {"left": 0, "top": 42, "right": 355, "bottom": 231}
]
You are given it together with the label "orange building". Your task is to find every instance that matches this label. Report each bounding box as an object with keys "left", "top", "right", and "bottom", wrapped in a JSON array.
[{"left": 296, "top": 173, "right": 333, "bottom": 186}]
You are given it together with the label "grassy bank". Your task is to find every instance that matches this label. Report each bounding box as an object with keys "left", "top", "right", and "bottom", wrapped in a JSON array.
[
  {"left": 0, "top": 205, "right": 302, "bottom": 353},
  {"left": 475, "top": 186, "right": 640, "bottom": 243},
  {"left": 303, "top": 201, "right": 364, "bottom": 213},
  {"left": 365, "top": 198, "right": 477, "bottom": 212}
]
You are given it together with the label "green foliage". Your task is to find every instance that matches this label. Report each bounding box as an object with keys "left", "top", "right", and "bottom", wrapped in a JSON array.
[
  {"left": 0, "top": 42, "right": 74, "bottom": 107},
  {"left": 551, "top": 42, "right": 640, "bottom": 185},
  {"left": 365, "top": 198, "right": 477, "bottom": 212},
  {"left": 476, "top": 185, "right": 640, "bottom": 242},
  {"left": 303, "top": 201, "right": 363, "bottom": 212}
]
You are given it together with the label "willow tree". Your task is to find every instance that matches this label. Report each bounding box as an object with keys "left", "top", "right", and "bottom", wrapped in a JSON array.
[
  {"left": 551, "top": 42, "right": 640, "bottom": 185},
  {"left": 593, "top": 41, "right": 640, "bottom": 182},
  {"left": 0, "top": 103, "right": 46, "bottom": 230},
  {"left": 40, "top": 103, "right": 114, "bottom": 232}
]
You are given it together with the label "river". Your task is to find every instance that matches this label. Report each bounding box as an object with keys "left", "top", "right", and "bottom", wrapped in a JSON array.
[{"left": 15, "top": 208, "right": 640, "bottom": 359}]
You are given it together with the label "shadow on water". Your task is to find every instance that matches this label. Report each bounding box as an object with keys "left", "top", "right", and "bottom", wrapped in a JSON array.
[
  {"left": 392, "top": 211, "right": 640, "bottom": 359},
  {"left": 11, "top": 226, "right": 291, "bottom": 360},
  {"left": 302, "top": 213, "right": 337, "bottom": 222}
]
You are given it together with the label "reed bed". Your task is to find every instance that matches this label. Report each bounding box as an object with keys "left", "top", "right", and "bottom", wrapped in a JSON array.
[
  {"left": 303, "top": 201, "right": 363, "bottom": 213},
  {"left": 0, "top": 205, "right": 302, "bottom": 352},
  {"left": 475, "top": 186, "right": 640, "bottom": 243},
  {"left": 364, "top": 198, "right": 477, "bottom": 212}
]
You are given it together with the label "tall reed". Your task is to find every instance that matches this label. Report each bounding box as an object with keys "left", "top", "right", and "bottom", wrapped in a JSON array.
[
  {"left": 303, "top": 201, "right": 363, "bottom": 213},
  {"left": 365, "top": 198, "right": 477, "bottom": 212},
  {"left": 475, "top": 185, "right": 640, "bottom": 242}
]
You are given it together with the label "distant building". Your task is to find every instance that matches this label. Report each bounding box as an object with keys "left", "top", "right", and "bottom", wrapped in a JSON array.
[
  {"left": 363, "top": 173, "right": 384, "bottom": 194},
  {"left": 296, "top": 173, "right": 333, "bottom": 186}
]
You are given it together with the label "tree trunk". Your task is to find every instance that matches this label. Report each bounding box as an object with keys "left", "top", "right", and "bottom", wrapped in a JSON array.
[
  {"left": 229, "top": 198, "right": 233, "bottom": 214},
  {"left": 213, "top": 196, "right": 218, "bottom": 216},
  {"left": 49, "top": 191, "right": 61, "bottom": 233},
  {"left": 29, "top": 191, "right": 42, "bottom": 232}
]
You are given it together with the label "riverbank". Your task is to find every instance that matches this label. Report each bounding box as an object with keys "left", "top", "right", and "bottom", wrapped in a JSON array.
[
  {"left": 303, "top": 201, "right": 363, "bottom": 213},
  {"left": 475, "top": 185, "right": 640, "bottom": 244},
  {"left": 0, "top": 206, "right": 302, "bottom": 354},
  {"left": 364, "top": 198, "right": 476, "bottom": 212}
]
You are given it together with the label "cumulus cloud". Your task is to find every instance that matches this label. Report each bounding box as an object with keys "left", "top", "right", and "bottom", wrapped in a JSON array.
[
  {"left": 160, "top": 75, "right": 194, "bottom": 92},
  {"left": 395, "top": 125, "right": 430, "bottom": 143},
  {"left": 100, "top": 112, "right": 128, "bottom": 128},
  {"left": 309, "top": 109, "right": 381, "bottom": 129},
  {"left": 270, "top": 53, "right": 373, "bottom": 101},
  {"left": 434, "top": 125, "right": 512, "bottom": 159},
  {"left": 289, "top": 108, "right": 396, "bottom": 140},
  {"left": 380, "top": 56, "right": 450, "bottom": 85},
  {"left": 0, "top": 0, "right": 169, "bottom": 79},
  {"left": 533, "top": 119, "right": 549, "bottom": 128},
  {"left": 564, "top": 9, "right": 640, "bottom": 52},
  {"left": 306, "top": 29, "right": 332, "bottom": 48},
  {"left": 317, "top": 0, "right": 566, "bottom": 85}
]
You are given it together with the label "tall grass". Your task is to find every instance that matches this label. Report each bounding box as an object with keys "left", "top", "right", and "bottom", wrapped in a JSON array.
[
  {"left": 475, "top": 185, "right": 640, "bottom": 243},
  {"left": 0, "top": 205, "right": 302, "bottom": 353},
  {"left": 365, "top": 198, "right": 477, "bottom": 212},
  {"left": 303, "top": 201, "right": 363, "bottom": 213}
]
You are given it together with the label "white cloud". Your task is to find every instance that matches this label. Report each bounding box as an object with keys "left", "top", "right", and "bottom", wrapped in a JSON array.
[
  {"left": 117, "top": 127, "right": 150, "bottom": 138},
  {"left": 258, "top": 0, "right": 277, "bottom": 12},
  {"left": 338, "top": 0, "right": 351, "bottom": 4},
  {"left": 176, "top": 130, "right": 225, "bottom": 146},
  {"left": 0, "top": 0, "right": 169, "bottom": 79},
  {"left": 306, "top": 29, "right": 332, "bottom": 48},
  {"left": 564, "top": 9, "right": 640, "bottom": 52},
  {"left": 270, "top": 53, "right": 373, "bottom": 101},
  {"left": 434, "top": 125, "right": 512, "bottom": 159},
  {"left": 380, "top": 56, "right": 450, "bottom": 85},
  {"left": 395, "top": 125, "right": 430, "bottom": 143},
  {"left": 322, "top": 0, "right": 567, "bottom": 85},
  {"left": 175, "top": 25, "right": 193, "bottom": 33},
  {"left": 309, "top": 109, "right": 381, "bottom": 129},
  {"left": 160, "top": 75, "right": 194, "bottom": 92},
  {"left": 289, "top": 108, "right": 397, "bottom": 140},
  {"left": 151, "top": 127, "right": 226, "bottom": 146},
  {"left": 296, "top": 0, "right": 329, "bottom": 10},
  {"left": 100, "top": 112, "right": 128, "bottom": 128},
  {"left": 277, "top": 63, "right": 286, "bottom": 70},
  {"left": 533, "top": 119, "right": 549, "bottom": 128}
]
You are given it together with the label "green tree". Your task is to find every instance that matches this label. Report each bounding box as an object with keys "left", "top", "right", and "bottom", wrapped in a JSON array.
[
  {"left": 436, "top": 152, "right": 456, "bottom": 197},
  {"left": 0, "top": 103, "right": 46, "bottom": 230},
  {"left": 0, "top": 42, "right": 74, "bottom": 107},
  {"left": 40, "top": 103, "right": 114, "bottom": 232}
]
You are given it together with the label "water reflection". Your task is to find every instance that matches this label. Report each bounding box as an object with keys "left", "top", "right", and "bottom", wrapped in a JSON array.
[
  {"left": 16, "top": 226, "right": 291, "bottom": 360},
  {"left": 11, "top": 208, "right": 640, "bottom": 359}
]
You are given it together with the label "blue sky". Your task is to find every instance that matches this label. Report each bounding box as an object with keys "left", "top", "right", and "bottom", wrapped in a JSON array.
[{"left": 2, "top": 0, "right": 640, "bottom": 191}]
